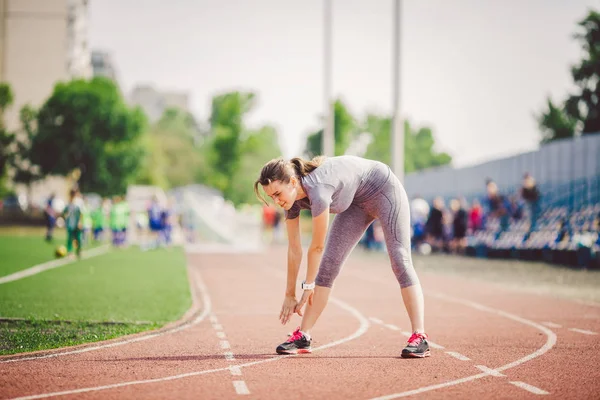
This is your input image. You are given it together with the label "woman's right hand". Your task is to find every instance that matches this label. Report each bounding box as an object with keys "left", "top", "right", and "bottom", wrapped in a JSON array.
[{"left": 279, "top": 295, "right": 298, "bottom": 325}]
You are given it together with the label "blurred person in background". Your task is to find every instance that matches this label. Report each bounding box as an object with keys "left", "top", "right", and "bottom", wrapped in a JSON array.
[
  {"left": 411, "top": 195, "right": 430, "bottom": 251},
  {"left": 469, "top": 199, "right": 484, "bottom": 233},
  {"left": 81, "top": 197, "right": 92, "bottom": 245},
  {"left": 91, "top": 199, "right": 108, "bottom": 242},
  {"left": 145, "top": 195, "right": 162, "bottom": 250},
  {"left": 261, "top": 204, "right": 276, "bottom": 245},
  {"left": 485, "top": 180, "right": 510, "bottom": 232},
  {"left": 520, "top": 173, "right": 541, "bottom": 231},
  {"left": 62, "top": 189, "right": 83, "bottom": 259},
  {"left": 425, "top": 197, "right": 445, "bottom": 252},
  {"left": 43, "top": 193, "right": 57, "bottom": 242},
  {"left": 450, "top": 198, "right": 468, "bottom": 254},
  {"left": 160, "top": 198, "right": 175, "bottom": 248}
]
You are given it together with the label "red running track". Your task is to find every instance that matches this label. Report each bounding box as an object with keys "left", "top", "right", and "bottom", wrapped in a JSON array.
[{"left": 1, "top": 246, "right": 599, "bottom": 399}]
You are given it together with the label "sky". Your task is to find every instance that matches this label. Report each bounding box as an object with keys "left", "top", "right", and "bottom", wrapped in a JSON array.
[{"left": 88, "top": 0, "right": 599, "bottom": 168}]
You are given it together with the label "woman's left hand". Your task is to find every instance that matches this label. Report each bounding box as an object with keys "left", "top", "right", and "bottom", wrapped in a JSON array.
[{"left": 294, "top": 289, "right": 314, "bottom": 316}]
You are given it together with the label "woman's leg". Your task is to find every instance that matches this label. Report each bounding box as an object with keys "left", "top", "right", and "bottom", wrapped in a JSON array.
[
  {"left": 372, "top": 178, "right": 425, "bottom": 334},
  {"left": 299, "top": 205, "right": 374, "bottom": 335}
]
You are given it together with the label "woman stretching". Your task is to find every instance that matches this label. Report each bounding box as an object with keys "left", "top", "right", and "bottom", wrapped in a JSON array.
[{"left": 254, "top": 155, "right": 430, "bottom": 358}]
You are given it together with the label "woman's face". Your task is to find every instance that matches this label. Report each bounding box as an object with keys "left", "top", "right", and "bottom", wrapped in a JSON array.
[{"left": 263, "top": 177, "right": 300, "bottom": 210}]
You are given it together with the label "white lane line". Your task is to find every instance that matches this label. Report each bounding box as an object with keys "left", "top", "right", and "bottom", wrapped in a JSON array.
[
  {"left": 401, "top": 331, "right": 411, "bottom": 337},
  {"left": 0, "top": 245, "right": 110, "bottom": 285},
  {"left": 384, "top": 324, "right": 400, "bottom": 331},
  {"left": 213, "top": 324, "right": 223, "bottom": 331},
  {"left": 216, "top": 331, "right": 226, "bottom": 339},
  {"left": 1, "top": 268, "right": 211, "bottom": 364},
  {"left": 509, "top": 381, "right": 549, "bottom": 395},
  {"left": 427, "top": 341, "right": 445, "bottom": 350},
  {"left": 568, "top": 328, "right": 597, "bottom": 335},
  {"left": 209, "top": 315, "right": 219, "bottom": 324},
  {"left": 229, "top": 366, "right": 242, "bottom": 376},
  {"left": 11, "top": 293, "right": 370, "bottom": 400},
  {"left": 475, "top": 365, "right": 505, "bottom": 377},
  {"left": 445, "top": 351, "right": 470, "bottom": 361},
  {"left": 368, "top": 291, "right": 556, "bottom": 399},
  {"left": 224, "top": 352, "right": 235, "bottom": 360},
  {"left": 541, "top": 322, "right": 562, "bottom": 328},
  {"left": 369, "top": 317, "right": 383, "bottom": 324},
  {"left": 233, "top": 381, "right": 250, "bottom": 395},
  {"left": 220, "top": 340, "right": 231, "bottom": 349}
]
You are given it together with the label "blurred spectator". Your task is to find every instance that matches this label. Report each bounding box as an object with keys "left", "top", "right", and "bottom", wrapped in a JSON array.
[
  {"left": 520, "top": 172, "right": 541, "bottom": 231},
  {"left": 485, "top": 181, "right": 510, "bottom": 232},
  {"left": 469, "top": 199, "right": 484, "bottom": 233},
  {"left": 273, "top": 208, "right": 283, "bottom": 243},
  {"left": 261, "top": 204, "right": 276, "bottom": 244},
  {"left": 411, "top": 195, "right": 430, "bottom": 249},
  {"left": 509, "top": 194, "right": 525, "bottom": 221},
  {"left": 426, "top": 197, "right": 445, "bottom": 251},
  {"left": 450, "top": 198, "right": 468, "bottom": 254}
]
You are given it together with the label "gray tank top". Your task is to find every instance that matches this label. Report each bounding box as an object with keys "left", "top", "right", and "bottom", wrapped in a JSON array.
[{"left": 285, "top": 156, "right": 390, "bottom": 219}]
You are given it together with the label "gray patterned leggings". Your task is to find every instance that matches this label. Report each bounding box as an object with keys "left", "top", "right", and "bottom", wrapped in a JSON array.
[{"left": 315, "top": 166, "right": 419, "bottom": 289}]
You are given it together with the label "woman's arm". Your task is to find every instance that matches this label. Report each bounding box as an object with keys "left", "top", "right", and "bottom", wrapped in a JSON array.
[
  {"left": 285, "top": 216, "right": 303, "bottom": 296},
  {"left": 280, "top": 216, "right": 303, "bottom": 325}
]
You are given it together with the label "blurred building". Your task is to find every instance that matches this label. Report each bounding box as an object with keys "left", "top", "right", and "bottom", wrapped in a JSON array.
[
  {"left": 0, "top": 0, "right": 92, "bottom": 206},
  {"left": 0, "top": 0, "right": 91, "bottom": 130},
  {"left": 129, "top": 84, "right": 190, "bottom": 122},
  {"left": 91, "top": 49, "right": 117, "bottom": 81}
]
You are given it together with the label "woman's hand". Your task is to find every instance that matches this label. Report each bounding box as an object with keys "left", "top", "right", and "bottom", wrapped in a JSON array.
[
  {"left": 280, "top": 295, "right": 299, "bottom": 325},
  {"left": 294, "top": 289, "right": 314, "bottom": 316}
]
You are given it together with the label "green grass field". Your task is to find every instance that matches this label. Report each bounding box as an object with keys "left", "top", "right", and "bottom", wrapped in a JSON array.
[
  {"left": 0, "top": 229, "right": 192, "bottom": 355},
  {"left": 0, "top": 228, "right": 68, "bottom": 276}
]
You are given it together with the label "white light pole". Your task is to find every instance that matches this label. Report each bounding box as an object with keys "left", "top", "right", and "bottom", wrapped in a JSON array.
[
  {"left": 322, "top": 0, "right": 335, "bottom": 157},
  {"left": 391, "top": 0, "right": 404, "bottom": 182}
]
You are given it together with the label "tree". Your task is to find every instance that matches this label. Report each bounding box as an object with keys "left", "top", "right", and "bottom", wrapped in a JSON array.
[
  {"left": 363, "top": 114, "right": 452, "bottom": 172},
  {"left": 139, "top": 107, "right": 202, "bottom": 189},
  {"left": 304, "top": 99, "right": 357, "bottom": 157},
  {"left": 537, "top": 98, "right": 577, "bottom": 143},
  {"left": 205, "top": 92, "right": 255, "bottom": 197},
  {"left": 0, "top": 83, "right": 15, "bottom": 196},
  {"left": 10, "top": 105, "right": 43, "bottom": 189},
  {"left": 30, "top": 77, "right": 147, "bottom": 195},
  {"left": 228, "top": 125, "right": 283, "bottom": 205},
  {"left": 537, "top": 9, "right": 600, "bottom": 141}
]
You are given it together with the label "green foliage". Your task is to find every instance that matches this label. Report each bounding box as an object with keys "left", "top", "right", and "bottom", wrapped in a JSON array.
[
  {"left": 0, "top": 82, "right": 15, "bottom": 191},
  {"left": 304, "top": 99, "right": 357, "bottom": 157},
  {"left": 30, "top": 77, "right": 147, "bottom": 195},
  {"left": 229, "top": 125, "right": 283, "bottom": 205},
  {"left": 138, "top": 107, "right": 202, "bottom": 189},
  {"left": 538, "top": 98, "right": 577, "bottom": 143},
  {"left": 537, "top": 9, "right": 600, "bottom": 141},
  {"left": 205, "top": 92, "right": 256, "bottom": 198},
  {"left": 11, "top": 105, "right": 43, "bottom": 187},
  {"left": 363, "top": 115, "right": 452, "bottom": 172}
]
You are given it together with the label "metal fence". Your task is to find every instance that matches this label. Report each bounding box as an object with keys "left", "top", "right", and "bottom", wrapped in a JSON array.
[{"left": 404, "top": 134, "right": 600, "bottom": 209}]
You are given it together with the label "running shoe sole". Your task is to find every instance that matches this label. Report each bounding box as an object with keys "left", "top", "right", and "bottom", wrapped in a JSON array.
[
  {"left": 401, "top": 350, "right": 431, "bottom": 358},
  {"left": 276, "top": 348, "right": 312, "bottom": 355}
]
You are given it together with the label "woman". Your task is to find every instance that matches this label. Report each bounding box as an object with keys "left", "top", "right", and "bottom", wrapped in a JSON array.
[{"left": 254, "top": 155, "right": 429, "bottom": 358}]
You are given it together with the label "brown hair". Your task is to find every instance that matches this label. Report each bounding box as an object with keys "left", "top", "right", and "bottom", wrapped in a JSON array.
[{"left": 253, "top": 156, "right": 326, "bottom": 204}]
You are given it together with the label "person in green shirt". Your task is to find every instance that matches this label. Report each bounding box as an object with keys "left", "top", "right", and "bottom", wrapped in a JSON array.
[
  {"left": 91, "top": 199, "right": 108, "bottom": 242},
  {"left": 110, "top": 196, "right": 130, "bottom": 247},
  {"left": 118, "top": 198, "right": 130, "bottom": 246},
  {"left": 81, "top": 198, "right": 93, "bottom": 244},
  {"left": 62, "top": 188, "right": 83, "bottom": 258}
]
